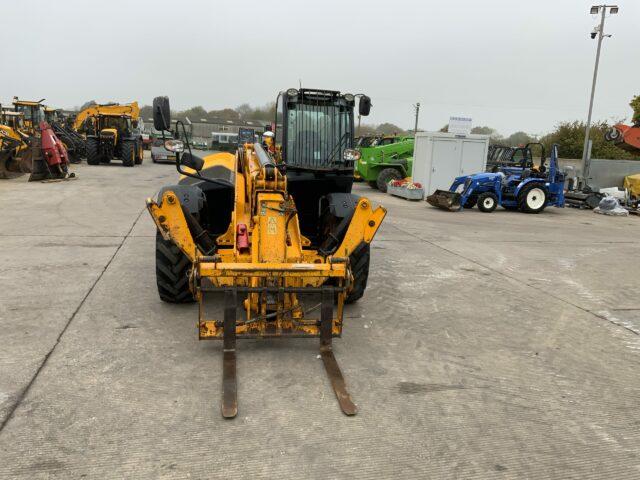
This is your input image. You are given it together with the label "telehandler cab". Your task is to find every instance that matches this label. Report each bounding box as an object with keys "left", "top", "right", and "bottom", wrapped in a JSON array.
[{"left": 146, "top": 89, "right": 386, "bottom": 417}]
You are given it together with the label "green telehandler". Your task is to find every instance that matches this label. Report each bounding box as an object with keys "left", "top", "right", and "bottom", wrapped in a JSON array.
[{"left": 355, "top": 135, "right": 414, "bottom": 192}]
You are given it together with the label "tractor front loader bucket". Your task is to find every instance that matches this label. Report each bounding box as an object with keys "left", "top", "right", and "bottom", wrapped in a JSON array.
[{"left": 426, "top": 189, "right": 461, "bottom": 211}]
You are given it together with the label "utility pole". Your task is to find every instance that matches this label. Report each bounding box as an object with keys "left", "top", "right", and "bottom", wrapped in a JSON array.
[
  {"left": 413, "top": 102, "right": 420, "bottom": 135},
  {"left": 581, "top": 4, "right": 618, "bottom": 186}
]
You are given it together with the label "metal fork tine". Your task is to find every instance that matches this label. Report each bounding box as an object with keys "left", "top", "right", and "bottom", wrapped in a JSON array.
[
  {"left": 222, "top": 289, "right": 238, "bottom": 418},
  {"left": 320, "top": 287, "right": 357, "bottom": 416}
]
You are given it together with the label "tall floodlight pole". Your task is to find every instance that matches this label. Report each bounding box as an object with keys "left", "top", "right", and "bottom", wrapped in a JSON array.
[
  {"left": 413, "top": 102, "right": 420, "bottom": 135},
  {"left": 581, "top": 4, "right": 618, "bottom": 185}
]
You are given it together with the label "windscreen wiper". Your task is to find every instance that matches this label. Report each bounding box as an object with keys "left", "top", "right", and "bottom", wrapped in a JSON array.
[{"left": 326, "top": 131, "right": 349, "bottom": 164}]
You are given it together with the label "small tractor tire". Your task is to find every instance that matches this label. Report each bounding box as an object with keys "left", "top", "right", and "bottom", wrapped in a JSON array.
[
  {"left": 86, "top": 138, "right": 100, "bottom": 165},
  {"left": 155, "top": 231, "right": 195, "bottom": 303},
  {"left": 477, "top": 192, "right": 498, "bottom": 212},
  {"left": 121, "top": 140, "right": 135, "bottom": 167},
  {"left": 518, "top": 183, "right": 548, "bottom": 214},
  {"left": 376, "top": 168, "right": 402, "bottom": 193},
  {"left": 345, "top": 243, "right": 370, "bottom": 304},
  {"left": 604, "top": 128, "right": 620, "bottom": 142}
]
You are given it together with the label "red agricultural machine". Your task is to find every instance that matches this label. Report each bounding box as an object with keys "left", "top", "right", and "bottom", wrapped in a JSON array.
[
  {"left": 605, "top": 123, "right": 640, "bottom": 156},
  {"left": 29, "top": 121, "right": 75, "bottom": 181}
]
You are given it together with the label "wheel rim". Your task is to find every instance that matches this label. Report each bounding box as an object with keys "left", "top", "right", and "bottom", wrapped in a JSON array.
[
  {"left": 526, "top": 188, "right": 545, "bottom": 209},
  {"left": 483, "top": 197, "right": 495, "bottom": 209}
]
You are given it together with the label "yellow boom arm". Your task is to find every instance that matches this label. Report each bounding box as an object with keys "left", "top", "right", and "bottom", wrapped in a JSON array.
[{"left": 73, "top": 101, "right": 140, "bottom": 131}]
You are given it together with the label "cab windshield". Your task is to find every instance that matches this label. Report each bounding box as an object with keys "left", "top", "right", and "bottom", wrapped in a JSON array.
[
  {"left": 285, "top": 103, "right": 352, "bottom": 169},
  {"left": 14, "top": 105, "right": 44, "bottom": 125}
]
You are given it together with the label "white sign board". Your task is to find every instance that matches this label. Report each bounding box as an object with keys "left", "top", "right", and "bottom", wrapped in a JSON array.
[{"left": 448, "top": 116, "right": 472, "bottom": 135}]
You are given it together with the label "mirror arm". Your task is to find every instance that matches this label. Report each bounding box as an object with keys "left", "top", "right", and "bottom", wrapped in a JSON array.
[{"left": 169, "top": 120, "right": 233, "bottom": 189}]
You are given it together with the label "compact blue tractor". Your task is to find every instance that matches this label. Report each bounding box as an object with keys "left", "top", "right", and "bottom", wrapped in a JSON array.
[{"left": 427, "top": 144, "right": 565, "bottom": 213}]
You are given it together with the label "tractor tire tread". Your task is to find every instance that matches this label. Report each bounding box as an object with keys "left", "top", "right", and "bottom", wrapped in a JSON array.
[
  {"left": 134, "top": 141, "right": 143, "bottom": 165},
  {"left": 346, "top": 243, "right": 370, "bottom": 304},
  {"left": 155, "top": 232, "right": 195, "bottom": 303},
  {"left": 376, "top": 168, "right": 402, "bottom": 193},
  {"left": 122, "top": 140, "right": 135, "bottom": 167},
  {"left": 86, "top": 138, "right": 100, "bottom": 165}
]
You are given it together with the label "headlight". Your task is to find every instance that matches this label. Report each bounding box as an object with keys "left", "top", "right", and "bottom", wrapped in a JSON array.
[
  {"left": 164, "top": 139, "right": 184, "bottom": 153},
  {"left": 286, "top": 88, "right": 298, "bottom": 97},
  {"left": 343, "top": 148, "right": 361, "bottom": 161},
  {"left": 343, "top": 93, "right": 355, "bottom": 102}
]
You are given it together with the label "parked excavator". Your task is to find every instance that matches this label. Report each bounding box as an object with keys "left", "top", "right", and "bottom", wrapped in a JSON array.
[
  {"left": 147, "top": 88, "right": 386, "bottom": 418},
  {"left": 74, "top": 102, "right": 143, "bottom": 166}
]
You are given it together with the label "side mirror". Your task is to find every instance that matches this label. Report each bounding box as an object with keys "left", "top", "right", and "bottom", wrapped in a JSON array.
[
  {"left": 359, "top": 95, "right": 372, "bottom": 116},
  {"left": 153, "top": 96, "right": 171, "bottom": 131},
  {"left": 181, "top": 152, "right": 204, "bottom": 172}
]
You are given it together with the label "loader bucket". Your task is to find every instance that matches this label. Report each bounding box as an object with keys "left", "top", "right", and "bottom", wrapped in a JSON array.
[
  {"left": 426, "top": 189, "right": 461, "bottom": 211},
  {"left": 0, "top": 150, "right": 31, "bottom": 179}
]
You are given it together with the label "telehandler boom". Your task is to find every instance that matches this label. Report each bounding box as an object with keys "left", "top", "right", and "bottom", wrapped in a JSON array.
[{"left": 147, "top": 89, "right": 386, "bottom": 417}]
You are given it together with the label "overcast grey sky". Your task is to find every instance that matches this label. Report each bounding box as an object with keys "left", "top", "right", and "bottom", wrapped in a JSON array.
[{"left": 1, "top": 0, "right": 637, "bottom": 135}]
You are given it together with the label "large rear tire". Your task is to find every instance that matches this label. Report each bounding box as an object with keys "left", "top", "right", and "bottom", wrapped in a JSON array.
[
  {"left": 518, "top": 183, "right": 548, "bottom": 214},
  {"left": 121, "top": 140, "right": 135, "bottom": 167},
  {"left": 345, "top": 243, "right": 370, "bottom": 304},
  {"left": 155, "top": 231, "right": 195, "bottom": 303},
  {"left": 86, "top": 138, "right": 100, "bottom": 165},
  {"left": 376, "top": 168, "right": 402, "bottom": 193}
]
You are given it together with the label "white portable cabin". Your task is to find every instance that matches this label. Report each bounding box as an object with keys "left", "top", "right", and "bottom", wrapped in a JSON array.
[{"left": 412, "top": 132, "right": 490, "bottom": 197}]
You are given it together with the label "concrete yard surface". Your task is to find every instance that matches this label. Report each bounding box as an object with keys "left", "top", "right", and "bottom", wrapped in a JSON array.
[{"left": 1, "top": 158, "right": 640, "bottom": 479}]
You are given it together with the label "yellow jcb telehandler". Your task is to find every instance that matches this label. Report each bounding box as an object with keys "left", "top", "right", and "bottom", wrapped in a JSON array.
[
  {"left": 74, "top": 102, "right": 143, "bottom": 166},
  {"left": 146, "top": 89, "right": 386, "bottom": 417}
]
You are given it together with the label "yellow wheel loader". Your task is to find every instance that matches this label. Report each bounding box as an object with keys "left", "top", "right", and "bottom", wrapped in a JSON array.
[
  {"left": 12, "top": 97, "right": 46, "bottom": 136},
  {"left": 1, "top": 108, "right": 33, "bottom": 178},
  {"left": 147, "top": 89, "right": 386, "bottom": 417},
  {"left": 0, "top": 123, "right": 29, "bottom": 179},
  {"left": 74, "top": 102, "right": 143, "bottom": 167}
]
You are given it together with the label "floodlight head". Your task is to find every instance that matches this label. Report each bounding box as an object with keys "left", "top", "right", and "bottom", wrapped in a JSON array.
[
  {"left": 609, "top": 6, "right": 619, "bottom": 14},
  {"left": 590, "top": 6, "right": 600, "bottom": 14}
]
